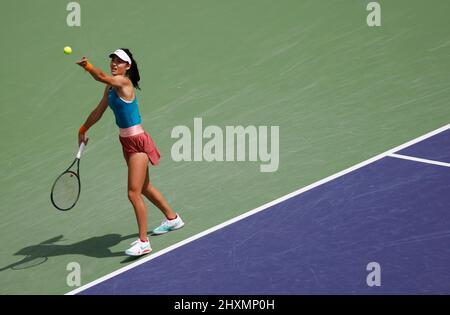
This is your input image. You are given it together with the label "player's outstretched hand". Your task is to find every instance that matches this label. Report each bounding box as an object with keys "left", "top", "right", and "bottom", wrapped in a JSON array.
[{"left": 76, "top": 56, "right": 89, "bottom": 68}]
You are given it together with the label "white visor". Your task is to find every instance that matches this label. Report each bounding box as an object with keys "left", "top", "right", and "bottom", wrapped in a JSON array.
[{"left": 109, "top": 49, "right": 132, "bottom": 65}]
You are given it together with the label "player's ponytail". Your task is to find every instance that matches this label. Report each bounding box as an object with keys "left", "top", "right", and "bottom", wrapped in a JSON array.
[{"left": 121, "top": 48, "right": 141, "bottom": 90}]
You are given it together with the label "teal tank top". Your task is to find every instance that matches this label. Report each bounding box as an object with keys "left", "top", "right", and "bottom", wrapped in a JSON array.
[{"left": 108, "top": 88, "right": 142, "bottom": 128}]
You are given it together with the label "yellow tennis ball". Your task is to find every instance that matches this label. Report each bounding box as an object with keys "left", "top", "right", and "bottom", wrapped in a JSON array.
[{"left": 63, "top": 46, "right": 72, "bottom": 55}]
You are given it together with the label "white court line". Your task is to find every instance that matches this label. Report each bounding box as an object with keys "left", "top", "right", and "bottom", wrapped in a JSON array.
[
  {"left": 388, "top": 153, "right": 450, "bottom": 168},
  {"left": 66, "top": 123, "right": 450, "bottom": 295}
]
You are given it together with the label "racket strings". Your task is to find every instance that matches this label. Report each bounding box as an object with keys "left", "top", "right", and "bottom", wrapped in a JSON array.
[{"left": 51, "top": 172, "right": 80, "bottom": 210}]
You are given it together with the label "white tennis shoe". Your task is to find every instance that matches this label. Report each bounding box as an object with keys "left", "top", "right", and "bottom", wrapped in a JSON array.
[
  {"left": 152, "top": 214, "right": 185, "bottom": 235},
  {"left": 125, "top": 238, "right": 152, "bottom": 256}
]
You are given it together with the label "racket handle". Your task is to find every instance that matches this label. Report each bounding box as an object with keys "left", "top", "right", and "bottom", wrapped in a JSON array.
[{"left": 76, "top": 141, "right": 87, "bottom": 159}]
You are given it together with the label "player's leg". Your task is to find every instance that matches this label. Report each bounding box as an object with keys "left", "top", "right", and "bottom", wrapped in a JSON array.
[
  {"left": 142, "top": 167, "right": 184, "bottom": 234},
  {"left": 141, "top": 168, "right": 176, "bottom": 219},
  {"left": 127, "top": 152, "right": 149, "bottom": 241}
]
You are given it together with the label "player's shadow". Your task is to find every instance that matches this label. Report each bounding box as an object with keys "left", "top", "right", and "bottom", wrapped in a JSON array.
[{"left": 0, "top": 233, "right": 141, "bottom": 272}]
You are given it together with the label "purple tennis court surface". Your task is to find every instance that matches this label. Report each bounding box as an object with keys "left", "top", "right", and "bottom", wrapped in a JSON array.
[{"left": 76, "top": 128, "right": 450, "bottom": 295}]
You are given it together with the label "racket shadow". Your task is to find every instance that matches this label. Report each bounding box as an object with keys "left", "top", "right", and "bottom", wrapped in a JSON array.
[{"left": 0, "top": 233, "right": 138, "bottom": 272}]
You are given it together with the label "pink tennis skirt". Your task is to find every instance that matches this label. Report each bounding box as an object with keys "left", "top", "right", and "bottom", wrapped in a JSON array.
[{"left": 119, "top": 125, "right": 161, "bottom": 165}]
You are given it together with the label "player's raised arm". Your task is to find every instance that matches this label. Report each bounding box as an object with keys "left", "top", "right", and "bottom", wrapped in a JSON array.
[{"left": 76, "top": 56, "right": 129, "bottom": 88}]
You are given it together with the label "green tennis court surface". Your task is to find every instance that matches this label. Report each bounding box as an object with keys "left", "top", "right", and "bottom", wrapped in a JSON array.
[{"left": 1, "top": 0, "right": 450, "bottom": 294}]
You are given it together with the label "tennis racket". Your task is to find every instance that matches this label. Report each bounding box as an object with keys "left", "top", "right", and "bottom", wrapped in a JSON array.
[{"left": 50, "top": 141, "right": 87, "bottom": 211}]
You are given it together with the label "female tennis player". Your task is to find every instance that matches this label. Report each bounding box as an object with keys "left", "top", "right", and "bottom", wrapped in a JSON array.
[{"left": 76, "top": 48, "right": 184, "bottom": 256}]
